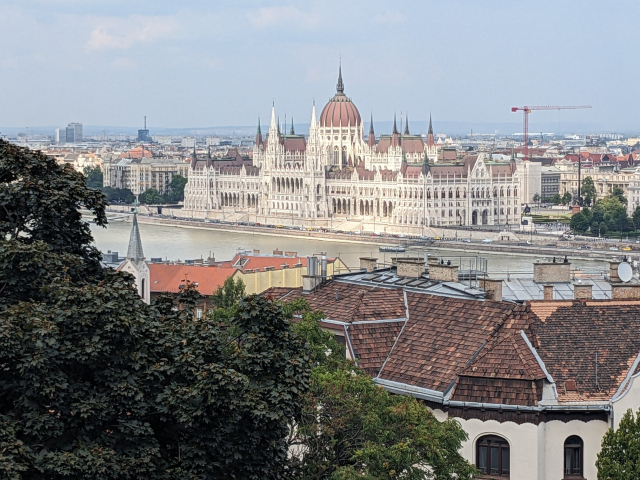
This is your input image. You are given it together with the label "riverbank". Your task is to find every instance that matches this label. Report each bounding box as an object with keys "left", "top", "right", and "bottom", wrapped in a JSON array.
[{"left": 95, "top": 209, "right": 635, "bottom": 263}]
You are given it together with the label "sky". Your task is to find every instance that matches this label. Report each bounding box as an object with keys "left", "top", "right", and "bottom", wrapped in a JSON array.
[{"left": 1, "top": 0, "right": 639, "bottom": 133}]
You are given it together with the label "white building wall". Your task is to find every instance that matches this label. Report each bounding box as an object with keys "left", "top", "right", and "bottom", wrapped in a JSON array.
[
  {"left": 612, "top": 369, "right": 640, "bottom": 428},
  {"left": 430, "top": 408, "right": 609, "bottom": 479}
]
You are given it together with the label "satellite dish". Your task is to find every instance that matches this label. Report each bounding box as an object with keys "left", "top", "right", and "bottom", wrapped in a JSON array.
[{"left": 618, "top": 262, "right": 633, "bottom": 283}]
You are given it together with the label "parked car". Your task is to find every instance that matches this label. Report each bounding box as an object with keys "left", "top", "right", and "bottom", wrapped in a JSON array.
[
  {"left": 610, "top": 247, "right": 619, "bottom": 251},
  {"left": 622, "top": 246, "right": 632, "bottom": 251},
  {"left": 482, "top": 238, "right": 494, "bottom": 244}
]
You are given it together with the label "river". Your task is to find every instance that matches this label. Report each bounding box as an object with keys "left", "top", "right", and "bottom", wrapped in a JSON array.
[{"left": 90, "top": 221, "right": 611, "bottom": 278}]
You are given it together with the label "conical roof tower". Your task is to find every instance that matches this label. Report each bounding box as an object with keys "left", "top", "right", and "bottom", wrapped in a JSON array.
[{"left": 126, "top": 206, "right": 144, "bottom": 264}]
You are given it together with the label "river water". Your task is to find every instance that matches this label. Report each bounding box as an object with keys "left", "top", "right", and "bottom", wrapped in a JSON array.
[{"left": 90, "top": 221, "right": 611, "bottom": 278}]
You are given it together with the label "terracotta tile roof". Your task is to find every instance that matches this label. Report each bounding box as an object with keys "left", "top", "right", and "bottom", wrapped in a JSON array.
[
  {"left": 218, "top": 254, "right": 309, "bottom": 273},
  {"left": 299, "top": 281, "right": 406, "bottom": 323},
  {"left": 529, "top": 299, "right": 640, "bottom": 402},
  {"left": 275, "top": 280, "right": 406, "bottom": 324},
  {"left": 450, "top": 377, "right": 544, "bottom": 406},
  {"left": 262, "top": 286, "right": 301, "bottom": 301},
  {"left": 462, "top": 332, "right": 546, "bottom": 381},
  {"left": 118, "top": 146, "right": 152, "bottom": 159},
  {"left": 378, "top": 293, "right": 530, "bottom": 392},
  {"left": 148, "top": 264, "right": 237, "bottom": 295},
  {"left": 346, "top": 321, "right": 405, "bottom": 376}
]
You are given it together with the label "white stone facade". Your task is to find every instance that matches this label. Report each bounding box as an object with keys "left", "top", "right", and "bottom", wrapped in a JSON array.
[{"left": 183, "top": 72, "right": 522, "bottom": 232}]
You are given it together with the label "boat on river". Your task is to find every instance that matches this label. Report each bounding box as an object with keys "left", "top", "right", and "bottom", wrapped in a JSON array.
[{"left": 379, "top": 246, "right": 406, "bottom": 253}]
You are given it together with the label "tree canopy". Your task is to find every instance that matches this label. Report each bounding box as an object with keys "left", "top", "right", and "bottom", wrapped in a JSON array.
[
  {"left": 139, "top": 175, "right": 188, "bottom": 204},
  {"left": 570, "top": 195, "right": 633, "bottom": 235},
  {"left": 283, "top": 299, "right": 477, "bottom": 480},
  {"left": 581, "top": 176, "right": 596, "bottom": 206},
  {"left": 0, "top": 140, "right": 310, "bottom": 479},
  {"left": 83, "top": 165, "right": 103, "bottom": 190},
  {"left": 596, "top": 408, "right": 640, "bottom": 479}
]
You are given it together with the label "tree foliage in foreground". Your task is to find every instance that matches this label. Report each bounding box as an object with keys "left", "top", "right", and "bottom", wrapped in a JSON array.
[
  {"left": 283, "top": 299, "right": 477, "bottom": 480},
  {"left": 0, "top": 140, "right": 310, "bottom": 479},
  {"left": 597, "top": 408, "right": 640, "bottom": 480}
]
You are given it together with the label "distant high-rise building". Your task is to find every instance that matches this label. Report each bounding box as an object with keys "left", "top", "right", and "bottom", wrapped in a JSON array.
[
  {"left": 55, "top": 128, "right": 66, "bottom": 144},
  {"left": 137, "top": 116, "right": 151, "bottom": 142},
  {"left": 65, "top": 123, "right": 83, "bottom": 143}
]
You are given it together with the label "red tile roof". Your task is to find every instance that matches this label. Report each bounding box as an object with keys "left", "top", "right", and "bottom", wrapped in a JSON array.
[
  {"left": 529, "top": 299, "right": 640, "bottom": 402},
  {"left": 148, "top": 264, "right": 237, "bottom": 295},
  {"left": 378, "top": 293, "right": 530, "bottom": 392},
  {"left": 282, "top": 280, "right": 407, "bottom": 323},
  {"left": 219, "top": 254, "right": 309, "bottom": 273},
  {"left": 347, "top": 321, "right": 405, "bottom": 377}
]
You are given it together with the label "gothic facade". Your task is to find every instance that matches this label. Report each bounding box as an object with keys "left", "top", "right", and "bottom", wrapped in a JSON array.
[{"left": 183, "top": 69, "right": 522, "bottom": 232}]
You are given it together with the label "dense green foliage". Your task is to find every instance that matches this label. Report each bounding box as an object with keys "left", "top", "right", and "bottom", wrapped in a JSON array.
[
  {"left": 283, "top": 299, "right": 477, "bottom": 480},
  {"left": 597, "top": 408, "right": 640, "bottom": 479},
  {"left": 0, "top": 140, "right": 310, "bottom": 479},
  {"left": 581, "top": 176, "right": 597, "bottom": 206},
  {"left": 551, "top": 193, "right": 563, "bottom": 205},
  {"left": 83, "top": 165, "right": 104, "bottom": 189},
  {"left": 139, "top": 175, "right": 188, "bottom": 204},
  {"left": 570, "top": 196, "right": 632, "bottom": 235},
  {"left": 101, "top": 186, "right": 136, "bottom": 204},
  {"left": 211, "top": 276, "right": 246, "bottom": 310}
]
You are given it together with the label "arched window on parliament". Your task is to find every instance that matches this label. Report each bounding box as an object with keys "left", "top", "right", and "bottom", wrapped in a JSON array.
[
  {"left": 564, "top": 435, "right": 583, "bottom": 477},
  {"left": 476, "top": 435, "right": 510, "bottom": 477}
]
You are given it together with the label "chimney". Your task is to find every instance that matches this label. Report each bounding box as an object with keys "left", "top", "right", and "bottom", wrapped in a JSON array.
[
  {"left": 284, "top": 251, "right": 297, "bottom": 257},
  {"left": 611, "top": 284, "right": 640, "bottom": 299},
  {"left": 428, "top": 261, "right": 459, "bottom": 283},
  {"left": 480, "top": 278, "right": 503, "bottom": 302},
  {"left": 573, "top": 282, "right": 592, "bottom": 300},
  {"left": 359, "top": 257, "right": 378, "bottom": 273},
  {"left": 533, "top": 259, "right": 571, "bottom": 283},
  {"left": 397, "top": 258, "right": 426, "bottom": 278},
  {"left": 273, "top": 249, "right": 283, "bottom": 256},
  {"left": 252, "top": 249, "right": 260, "bottom": 255},
  {"left": 302, "top": 275, "right": 321, "bottom": 293},
  {"left": 543, "top": 284, "right": 554, "bottom": 300},
  {"left": 609, "top": 261, "right": 621, "bottom": 283}
]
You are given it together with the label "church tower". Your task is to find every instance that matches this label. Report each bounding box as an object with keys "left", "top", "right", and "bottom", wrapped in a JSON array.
[{"left": 118, "top": 209, "right": 150, "bottom": 303}]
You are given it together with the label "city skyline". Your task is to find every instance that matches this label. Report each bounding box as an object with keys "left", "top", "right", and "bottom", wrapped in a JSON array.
[{"left": 1, "top": 0, "right": 639, "bottom": 131}]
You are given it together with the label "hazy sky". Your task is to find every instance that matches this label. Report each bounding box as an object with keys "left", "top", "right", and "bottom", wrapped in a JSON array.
[{"left": 1, "top": 0, "right": 638, "bottom": 131}]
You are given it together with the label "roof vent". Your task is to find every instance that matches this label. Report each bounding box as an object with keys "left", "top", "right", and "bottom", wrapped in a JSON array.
[{"left": 564, "top": 379, "right": 577, "bottom": 392}]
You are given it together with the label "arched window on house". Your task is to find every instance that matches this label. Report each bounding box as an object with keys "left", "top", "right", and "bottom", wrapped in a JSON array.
[
  {"left": 564, "top": 436, "right": 583, "bottom": 477},
  {"left": 476, "top": 435, "right": 510, "bottom": 477}
]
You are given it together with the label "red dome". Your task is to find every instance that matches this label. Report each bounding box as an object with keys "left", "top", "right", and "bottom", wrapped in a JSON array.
[
  {"left": 319, "top": 65, "right": 361, "bottom": 127},
  {"left": 319, "top": 95, "right": 361, "bottom": 127}
]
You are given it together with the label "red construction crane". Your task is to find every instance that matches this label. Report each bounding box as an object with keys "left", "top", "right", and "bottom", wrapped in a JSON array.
[{"left": 511, "top": 105, "right": 591, "bottom": 160}]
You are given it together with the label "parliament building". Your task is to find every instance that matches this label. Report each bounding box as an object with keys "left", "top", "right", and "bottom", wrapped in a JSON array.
[{"left": 183, "top": 68, "right": 522, "bottom": 233}]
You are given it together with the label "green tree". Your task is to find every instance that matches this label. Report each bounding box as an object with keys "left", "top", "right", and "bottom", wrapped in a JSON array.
[
  {"left": 140, "top": 188, "right": 165, "bottom": 204},
  {"left": 0, "top": 140, "right": 311, "bottom": 479},
  {"left": 533, "top": 193, "right": 540, "bottom": 206},
  {"left": 551, "top": 193, "right": 562, "bottom": 205},
  {"left": 596, "top": 408, "right": 640, "bottom": 479},
  {"left": 594, "top": 196, "right": 630, "bottom": 233},
  {"left": 632, "top": 205, "right": 640, "bottom": 230},
  {"left": 598, "top": 221, "right": 608, "bottom": 236},
  {"left": 211, "top": 276, "right": 246, "bottom": 310},
  {"left": 285, "top": 299, "right": 476, "bottom": 480},
  {"left": 570, "top": 211, "right": 589, "bottom": 233},
  {"left": 167, "top": 175, "right": 188, "bottom": 202},
  {"left": 84, "top": 165, "right": 103, "bottom": 189},
  {"left": 612, "top": 185, "right": 628, "bottom": 205},
  {"left": 102, "top": 186, "right": 135, "bottom": 204},
  {"left": 581, "top": 176, "right": 596, "bottom": 206},
  {"left": 562, "top": 191, "right": 573, "bottom": 205}
]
